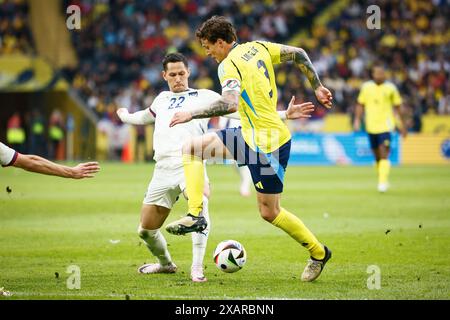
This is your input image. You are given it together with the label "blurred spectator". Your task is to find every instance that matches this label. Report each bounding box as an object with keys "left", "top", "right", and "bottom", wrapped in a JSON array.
[
  {"left": 48, "top": 109, "right": 65, "bottom": 160},
  {"left": 29, "top": 109, "right": 46, "bottom": 157},
  {"left": 6, "top": 112, "right": 26, "bottom": 153}
]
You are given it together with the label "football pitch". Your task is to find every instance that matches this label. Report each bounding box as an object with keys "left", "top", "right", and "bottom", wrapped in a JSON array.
[{"left": 1, "top": 163, "right": 449, "bottom": 300}]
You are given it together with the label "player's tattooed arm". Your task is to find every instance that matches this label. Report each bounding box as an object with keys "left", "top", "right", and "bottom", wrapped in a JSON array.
[
  {"left": 280, "top": 45, "right": 333, "bottom": 108},
  {"left": 280, "top": 45, "right": 322, "bottom": 90},
  {"left": 191, "top": 90, "right": 239, "bottom": 119},
  {"left": 169, "top": 90, "right": 239, "bottom": 127}
]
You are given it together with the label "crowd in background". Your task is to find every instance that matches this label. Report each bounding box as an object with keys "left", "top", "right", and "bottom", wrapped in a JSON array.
[
  {"left": 60, "top": 0, "right": 449, "bottom": 134},
  {"left": 62, "top": 0, "right": 329, "bottom": 123},
  {"left": 315, "top": 0, "right": 449, "bottom": 131},
  {"left": 0, "top": 0, "right": 34, "bottom": 54},
  {"left": 5, "top": 109, "right": 66, "bottom": 160},
  {"left": 1, "top": 0, "right": 449, "bottom": 159}
]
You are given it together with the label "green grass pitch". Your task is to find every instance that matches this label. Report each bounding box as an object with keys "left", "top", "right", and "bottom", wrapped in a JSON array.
[{"left": 0, "top": 163, "right": 449, "bottom": 300}]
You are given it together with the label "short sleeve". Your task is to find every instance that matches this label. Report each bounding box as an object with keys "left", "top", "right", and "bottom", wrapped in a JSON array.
[
  {"left": 218, "top": 59, "right": 241, "bottom": 84},
  {"left": 391, "top": 85, "right": 402, "bottom": 106},
  {"left": 255, "top": 41, "right": 282, "bottom": 65},
  {"left": 218, "top": 60, "right": 242, "bottom": 93},
  {"left": 357, "top": 84, "right": 366, "bottom": 105},
  {"left": 0, "top": 142, "right": 18, "bottom": 166}
]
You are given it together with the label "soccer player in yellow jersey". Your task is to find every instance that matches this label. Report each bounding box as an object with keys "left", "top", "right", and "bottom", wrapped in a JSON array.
[
  {"left": 354, "top": 65, "right": 407, "bottom": 193},
  {"left": 166, "top": 16, "right": 333, "bottom": 282}
]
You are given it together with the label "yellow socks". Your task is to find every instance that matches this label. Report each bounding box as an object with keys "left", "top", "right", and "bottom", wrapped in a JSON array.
[
  {"left": 182, "top": 154, "right": 204, "bottom": 216},
  {"left": 272, "top": 208, "right": 325, "bottom": 260},
  {"left": 378, "top": 159, "right": 390, "bottom": 184}
]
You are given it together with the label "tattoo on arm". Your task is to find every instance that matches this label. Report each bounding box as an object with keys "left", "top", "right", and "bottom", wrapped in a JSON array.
[
  {"left": 280, "top": 45, "right": 322, "bottom": 90},
  {"left": 192, "top": 91, "right": 239, "bottom": 119}
]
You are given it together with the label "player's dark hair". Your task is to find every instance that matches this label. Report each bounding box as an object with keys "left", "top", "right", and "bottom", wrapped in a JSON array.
[
  {"left": 195, "top": 15, "right": 237, "bottom": 44},
  {"left": 162, "top": 53, "right": 188, "bottom": 71}
]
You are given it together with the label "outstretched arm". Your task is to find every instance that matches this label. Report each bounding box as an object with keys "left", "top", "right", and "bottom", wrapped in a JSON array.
[
  {"left": 223, "top": 96, "right": 315, "bottom": 121},
  {"left": 223, "top": 110, "right": 291, "bottom": 120},
  {"left": 117, "top": 108, "right": 155, "bottom": 125},
  {"left": 280, "top": 45, "right": 333, "bottom": 108},
  {"left": 170, "top": 91, "right": 239, "bottom": 127},
  {"left": 13, "top": 154, "right": 100, "bottom": 179}
]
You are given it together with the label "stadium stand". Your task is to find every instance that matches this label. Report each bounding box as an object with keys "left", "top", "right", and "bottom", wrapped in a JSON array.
[
  {"left": 63, "top": 0, "right": 448, "bottom": 133},
  {"left": 1, "top": 0, "right": 448, "bottom": 161},
  {"left": 0, "top": 0, "right": 35, "bottom": 55}
]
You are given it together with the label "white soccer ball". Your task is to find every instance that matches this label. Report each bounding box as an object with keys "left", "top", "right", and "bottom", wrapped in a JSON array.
[{"left": 213, "top": 240, "right": 246, "bottom": 273}]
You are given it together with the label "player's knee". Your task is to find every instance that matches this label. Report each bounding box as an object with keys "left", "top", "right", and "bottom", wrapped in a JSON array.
[
  {"left": 137, "top": 225, "right": 156, "bottom": 240},
  {"left": 258, "top": 202, "right": 280, "bottom": 223}
]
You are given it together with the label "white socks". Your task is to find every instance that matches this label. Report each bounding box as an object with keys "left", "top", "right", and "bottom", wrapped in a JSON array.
[
  {"left": 191, "top": 196, "right": 210, "bottom": 269},
  {"left": 138, "top": 196, "right": 210, "bottom": 269},
  {"left": 138, "top": 226, "right": 172, "bottom": 266}
]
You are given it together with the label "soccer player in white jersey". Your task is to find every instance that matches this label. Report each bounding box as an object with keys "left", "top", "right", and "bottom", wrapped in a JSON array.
[
  {"left": 117, "top": 53, "right": 315, "bottom": 282},
  {"left": 1, "top": 141, "right": 99, "bottom": 178}
]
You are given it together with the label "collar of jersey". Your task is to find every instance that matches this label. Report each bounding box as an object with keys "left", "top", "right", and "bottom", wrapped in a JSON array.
[
  {"left": 171, "top": 88, "right": 195, "bottom": 96},
  {"left": 230, "top": 42, "right": 239, "bottom": 52}
]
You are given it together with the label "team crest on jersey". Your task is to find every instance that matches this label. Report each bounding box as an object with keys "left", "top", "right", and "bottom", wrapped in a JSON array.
[{"left": 188, "top": 91, "right": 198, "bottom": 97}]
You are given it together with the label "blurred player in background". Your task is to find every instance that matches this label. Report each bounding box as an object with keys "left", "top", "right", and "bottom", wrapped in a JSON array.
[
  {"left": 1, "top": 141, "right": 99, "bottom": 178},
  {"left": 118, "top": 52, "right": 314, "bottom": 282},
  {"left": 217, "top": 117, "right": 252, "bottom": 197},
  {"left": 167, "top": 16, "right": 332, "bottom": 282},
  {"left": 354, "top": 64, "right": 407, "bottom": 193}
]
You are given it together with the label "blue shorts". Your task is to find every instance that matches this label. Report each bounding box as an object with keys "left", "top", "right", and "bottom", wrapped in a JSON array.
[
  {"left": 216, "top": 127, "right": 290, "bottom": 194},
  {"left": 368, "top": 132, "right": 391, "bottom": 149}
]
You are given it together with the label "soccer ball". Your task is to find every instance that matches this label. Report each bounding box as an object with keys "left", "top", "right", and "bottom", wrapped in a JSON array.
[{"left": 213, "top": 240, "right": 246, "bottom": 273}]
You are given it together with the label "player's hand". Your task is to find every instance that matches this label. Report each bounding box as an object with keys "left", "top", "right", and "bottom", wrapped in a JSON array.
[
  {"left": 315, "top": 86, "right": 333, "bottom": 109},
  {"left": 116, "top": 108, "right": 128, "bottom": 122},
  {"left": 170, "top": 111, "right": 192, "bottom": 127},
  {"left": 286, "top": 96, "right": 315, "bottom": 119},
  {"left": 71, "top": 161, "right": 100, "bottom": 179}
]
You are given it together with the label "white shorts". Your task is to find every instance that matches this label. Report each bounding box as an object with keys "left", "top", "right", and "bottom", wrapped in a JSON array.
[{"left": 143, "top": 164, "right": 209, "bottom": 209}]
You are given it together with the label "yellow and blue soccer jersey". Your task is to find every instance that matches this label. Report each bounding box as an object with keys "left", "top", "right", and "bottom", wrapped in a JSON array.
[
  {"left": 218, "top": 41, "right": 291, "bottom": 153},
  {"left": 357, "top": 80, "right": 402, "bottom": 134}
]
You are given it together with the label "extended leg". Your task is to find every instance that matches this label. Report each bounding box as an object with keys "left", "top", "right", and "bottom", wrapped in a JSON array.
[
  {"left": 166, "top": 132, "right": 230, "bottom": 235},
  {"left": 191, "top": 194, "right": 211, "bottom": 282},
  {"left": 257, "top": 192, "right": 331, "bottom": 282},
  {"left": 137, "top": 204, "right": 177, "bottom": 274}
]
